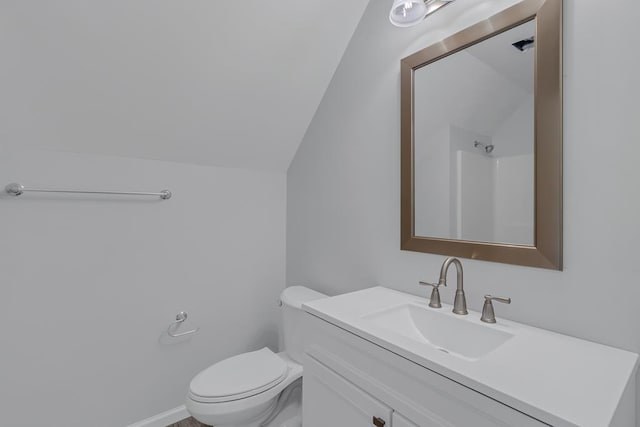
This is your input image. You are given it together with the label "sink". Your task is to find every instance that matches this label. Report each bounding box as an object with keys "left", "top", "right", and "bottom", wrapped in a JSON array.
[{"left": 361, "top": 303, "right": 513, "bottom": 360}]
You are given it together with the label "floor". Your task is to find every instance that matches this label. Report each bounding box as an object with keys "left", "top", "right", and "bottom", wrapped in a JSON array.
[{"left": 166, "top": 417, "right": 209, "bottom": 427}]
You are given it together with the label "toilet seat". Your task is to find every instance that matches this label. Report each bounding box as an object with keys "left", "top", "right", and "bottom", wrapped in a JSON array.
[{"left": 189, "top": 348, "right": 289, "bottom": 403}]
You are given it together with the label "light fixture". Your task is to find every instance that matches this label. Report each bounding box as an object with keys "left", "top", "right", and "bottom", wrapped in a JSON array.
[
  {"left": 389, "top": 0, "right": 428, "bottom": 27},
  {"left": 389, "top": 0, "right": 455, "bottom": 28}
]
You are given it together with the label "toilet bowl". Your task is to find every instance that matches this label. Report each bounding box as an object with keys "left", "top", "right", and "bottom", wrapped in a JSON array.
[{"left": 185, "top": 286, "right": 326, "bottom": 427}]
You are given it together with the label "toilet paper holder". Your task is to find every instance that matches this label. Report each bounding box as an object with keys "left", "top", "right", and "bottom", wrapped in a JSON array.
[{"left": 167, "top": 311, "right": 200, "bottom": 338}]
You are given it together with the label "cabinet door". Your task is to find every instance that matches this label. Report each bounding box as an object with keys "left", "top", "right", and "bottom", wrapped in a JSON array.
[{"left": 303, "top": 354, "right": 392, "bottom": 427}]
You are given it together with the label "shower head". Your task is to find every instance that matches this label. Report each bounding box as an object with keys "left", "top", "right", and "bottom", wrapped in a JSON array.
[{"left": 473, "top": 141, "right": 494, "bottom": 154}]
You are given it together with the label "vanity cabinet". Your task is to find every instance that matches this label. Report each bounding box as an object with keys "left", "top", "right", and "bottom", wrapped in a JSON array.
[
  {"left": 392, "top": 413, "right": 419, "bottom": 427},
  {"left": 302, "top": 312, "right": 547, "bottom": 427},
  {"left": 305, "top": 355, "right": 427, "bottom": 427},
  {"left": 304, "top": 355, "right": 392, "bottom": 427},
  {"left": 302, "top": 287, "right": 638, "bottom": 426}
]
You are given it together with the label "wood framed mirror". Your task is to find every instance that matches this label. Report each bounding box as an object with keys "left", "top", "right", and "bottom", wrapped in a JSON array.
[{"left": 400, "top": 0, "right": 562, "bottom": 269}]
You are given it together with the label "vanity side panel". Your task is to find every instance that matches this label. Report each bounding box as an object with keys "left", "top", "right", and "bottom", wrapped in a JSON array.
[
  {"left": 302, "top": 313, "right": 553, "bottom": 427},
  {"left": 609, "top": 374, "right": 636, "bottom": 427}
]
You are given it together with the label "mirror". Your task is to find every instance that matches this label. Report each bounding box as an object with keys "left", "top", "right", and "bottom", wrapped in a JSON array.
[
  {"left": 401, "top": 0, "right": 562, "bottom": 269},
  {"left": 414, "top": 20, "right": 536, "bottom": 246}
]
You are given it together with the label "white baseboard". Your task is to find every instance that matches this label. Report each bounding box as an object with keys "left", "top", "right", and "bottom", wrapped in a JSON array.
[{"left": 127, "top": 405, "right": 189, "bottom": 427}]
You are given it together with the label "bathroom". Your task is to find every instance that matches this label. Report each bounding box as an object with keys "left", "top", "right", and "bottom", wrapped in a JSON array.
[{"left": 1, "top": 0, "right": 639, "bottom": 426}]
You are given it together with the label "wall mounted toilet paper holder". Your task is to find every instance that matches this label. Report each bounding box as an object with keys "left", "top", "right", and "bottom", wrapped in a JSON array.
[{"left": 167, "top": 311, "right": 199, "bottom": 338}]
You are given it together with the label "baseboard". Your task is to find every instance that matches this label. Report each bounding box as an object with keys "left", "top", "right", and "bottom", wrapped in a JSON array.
[{"left": 127, "top": 405, "right": 189, "bottom": 427}]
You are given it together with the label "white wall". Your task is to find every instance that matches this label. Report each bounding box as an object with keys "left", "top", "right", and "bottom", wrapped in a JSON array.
[
  {"left": 491, "top": 94, "right": 534, "bottom": 244},
  {"left": 413, "top": 48, "right": 527, "bottom": 137},
  {"left": 492, "top": 95, "right": 534, "bottom": 157},
  {"left": 449, "top": 125, "right": 493, "bottom": 240},
  {"left": 494, "top": 154, "right": 534, "bottom": 244},
  {"left": 414, "top": 126, "right": 449, "bottom": 237},
  {"left": 457, "top": 151, "right": 495, "bottom": 242},
  {"left": 0, "top": 146, "right": 286, "bottom": 427},
  {"left": 287, "top": 0, "right": 640, "bottom": 420}
]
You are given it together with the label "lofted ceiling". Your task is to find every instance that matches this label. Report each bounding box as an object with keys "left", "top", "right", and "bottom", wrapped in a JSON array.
[
  {"left": 414, "top": 20, "right": 534, "bottom": 139},
  {"left": 0, "top": 0, "right": 370, "bottom": 171}
]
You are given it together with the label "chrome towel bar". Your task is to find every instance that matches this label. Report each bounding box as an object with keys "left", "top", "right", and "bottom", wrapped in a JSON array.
[
  {"left": 167, "top": 311, "right": 199, "bottom": 338},
  {"left": 4, "top": 182, "right": 171, "bottom": 200}
]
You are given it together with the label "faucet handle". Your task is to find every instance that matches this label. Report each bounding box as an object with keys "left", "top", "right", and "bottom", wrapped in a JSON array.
[
  {"left": 419, "top": 281, "right": 442, "bottom": 309},
  {"left": 481, "top": 295, "right": 511, "bottom": 323},
  {"left": 486, "top": 295, "right": 511, "bottom": 304},
  {"left": 419, "top": 281, "right": 439, "bottom": 287}
]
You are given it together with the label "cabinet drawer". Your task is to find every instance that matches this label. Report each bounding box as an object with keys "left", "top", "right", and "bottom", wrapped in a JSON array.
[
  {"left": 393, "top": 412, "right": 420, "bottom": 427},
  {"left": 303, "top": 313, "right": 548, "bottom": 427}
]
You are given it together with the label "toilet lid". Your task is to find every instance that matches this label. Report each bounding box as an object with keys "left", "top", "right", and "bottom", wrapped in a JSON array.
[{"left": 189, "top": 347, "right": 288, "bottom": 402}]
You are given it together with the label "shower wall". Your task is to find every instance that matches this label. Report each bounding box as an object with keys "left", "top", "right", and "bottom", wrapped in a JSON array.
[
  {"left": 456, "top": 150, "right": 495, "bottom": 242},
  {"left": 495, "top": 154, "right": 534, "bottom": 244},
  {"left": 452, "top": 91, "right": 534, "bottom": 244},
  {"left": 414, "top": 121, "right": 533, "bottom": 245},
  {"left": 455, "top": 151, "right": 534, "bottom": 244}
]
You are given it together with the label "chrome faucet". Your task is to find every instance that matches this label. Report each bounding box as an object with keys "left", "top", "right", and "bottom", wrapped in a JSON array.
[
  {"left": 420, "top": 257, "right": 468, "bottom": 314},
  {"left": 439, "top": 257, "right": 468, "bottom": 315}
]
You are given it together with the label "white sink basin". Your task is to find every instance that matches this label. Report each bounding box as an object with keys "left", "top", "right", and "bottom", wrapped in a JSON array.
[{"left": 361, "top": 303, "right": 513, "bottom": 360}]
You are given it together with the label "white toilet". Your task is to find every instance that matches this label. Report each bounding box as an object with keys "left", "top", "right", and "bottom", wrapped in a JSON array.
[{"left": 185, "top": 286, "right": 326, "bottom": 427}]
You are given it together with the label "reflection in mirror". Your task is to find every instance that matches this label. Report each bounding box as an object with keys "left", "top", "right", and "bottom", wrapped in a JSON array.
[
  {"left": 400, "top": 0, "right": 562, "bottom": 270},
  {"left": 414, "top": 20, "right": 535, "bottom": 245}
]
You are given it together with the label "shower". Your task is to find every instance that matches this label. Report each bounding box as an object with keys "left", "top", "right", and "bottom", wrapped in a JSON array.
[{"left": 474, "top": 140, "right": 494, "bottom": 154}]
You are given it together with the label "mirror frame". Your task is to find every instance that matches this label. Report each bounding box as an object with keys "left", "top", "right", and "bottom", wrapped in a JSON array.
[{"left": 400, "top": 0, "right": 562, "bottom": 270}]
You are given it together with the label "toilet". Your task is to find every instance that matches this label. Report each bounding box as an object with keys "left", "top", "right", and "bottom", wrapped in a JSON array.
[{"left": 185, "top": 286, "right": 327, "bottom": 427}]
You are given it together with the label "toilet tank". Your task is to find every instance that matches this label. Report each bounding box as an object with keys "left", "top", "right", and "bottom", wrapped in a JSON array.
[{"left": 280, "top": 286, "right": 327, "bottom": 363}]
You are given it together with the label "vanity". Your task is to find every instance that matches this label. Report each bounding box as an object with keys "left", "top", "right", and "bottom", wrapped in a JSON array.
[{"left": 301, "top": 287, "right": 638, "bottom": 427}]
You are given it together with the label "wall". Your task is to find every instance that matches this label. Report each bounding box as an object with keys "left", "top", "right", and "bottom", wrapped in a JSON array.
[
  {"left": 494, "top": 154, "right": 534, "bottom": 244},
  {"left": 492, "top": 95, "right": 534, "bottom": 157},
  {"left": 457, "top": 150, "right": 495, "bottom": 242},
  {"left": 413, "top": 47, "right": 527, "bottom": 138},
  {"left": 0, "top": 146, "right": 286, "bottom": 427},
  {"left": 449, "top": 125, "right": 493, "bottom": 241},
  {"left": 288, "top": 0, "right": 640, "bottom": 421},
  {"left": 414, "top": 126, "right": 449, "bottom": 237}
]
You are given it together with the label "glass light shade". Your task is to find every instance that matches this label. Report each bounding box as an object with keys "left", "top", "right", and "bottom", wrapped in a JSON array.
[{"left": 389, "top": 0, "right": 428, "bottom": 27}]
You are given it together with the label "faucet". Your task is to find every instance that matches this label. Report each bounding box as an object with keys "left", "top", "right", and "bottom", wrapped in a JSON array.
[
  {"left": 420, "top": 257, "right": 468, "bottom": 314},
  {"left": 438, "top": 257, "right": 468, "bottom": 315},
  {"left": 419, "top": 257, "right": 468, "bottom": 314}
]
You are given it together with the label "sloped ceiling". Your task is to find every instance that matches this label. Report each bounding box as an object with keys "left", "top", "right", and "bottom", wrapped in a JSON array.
[
  {"left": 0, "top": 0, "right": 370, "bottom": 171},
  {"left": 415, "top": 20, "right": 534, "bottom": 138}
]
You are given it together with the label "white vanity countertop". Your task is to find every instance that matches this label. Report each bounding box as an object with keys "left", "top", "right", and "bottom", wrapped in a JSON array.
[{"left": 303, "top": 287, "right": 639, "bottom": 427}]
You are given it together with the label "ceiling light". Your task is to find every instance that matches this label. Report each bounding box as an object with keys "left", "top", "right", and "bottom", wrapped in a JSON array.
[
  {"left": 389, "top": 0, "right": 455, "bottom": 28},
  {"left": 389, "top": 0, "right": 428, "bottom": 27}
]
